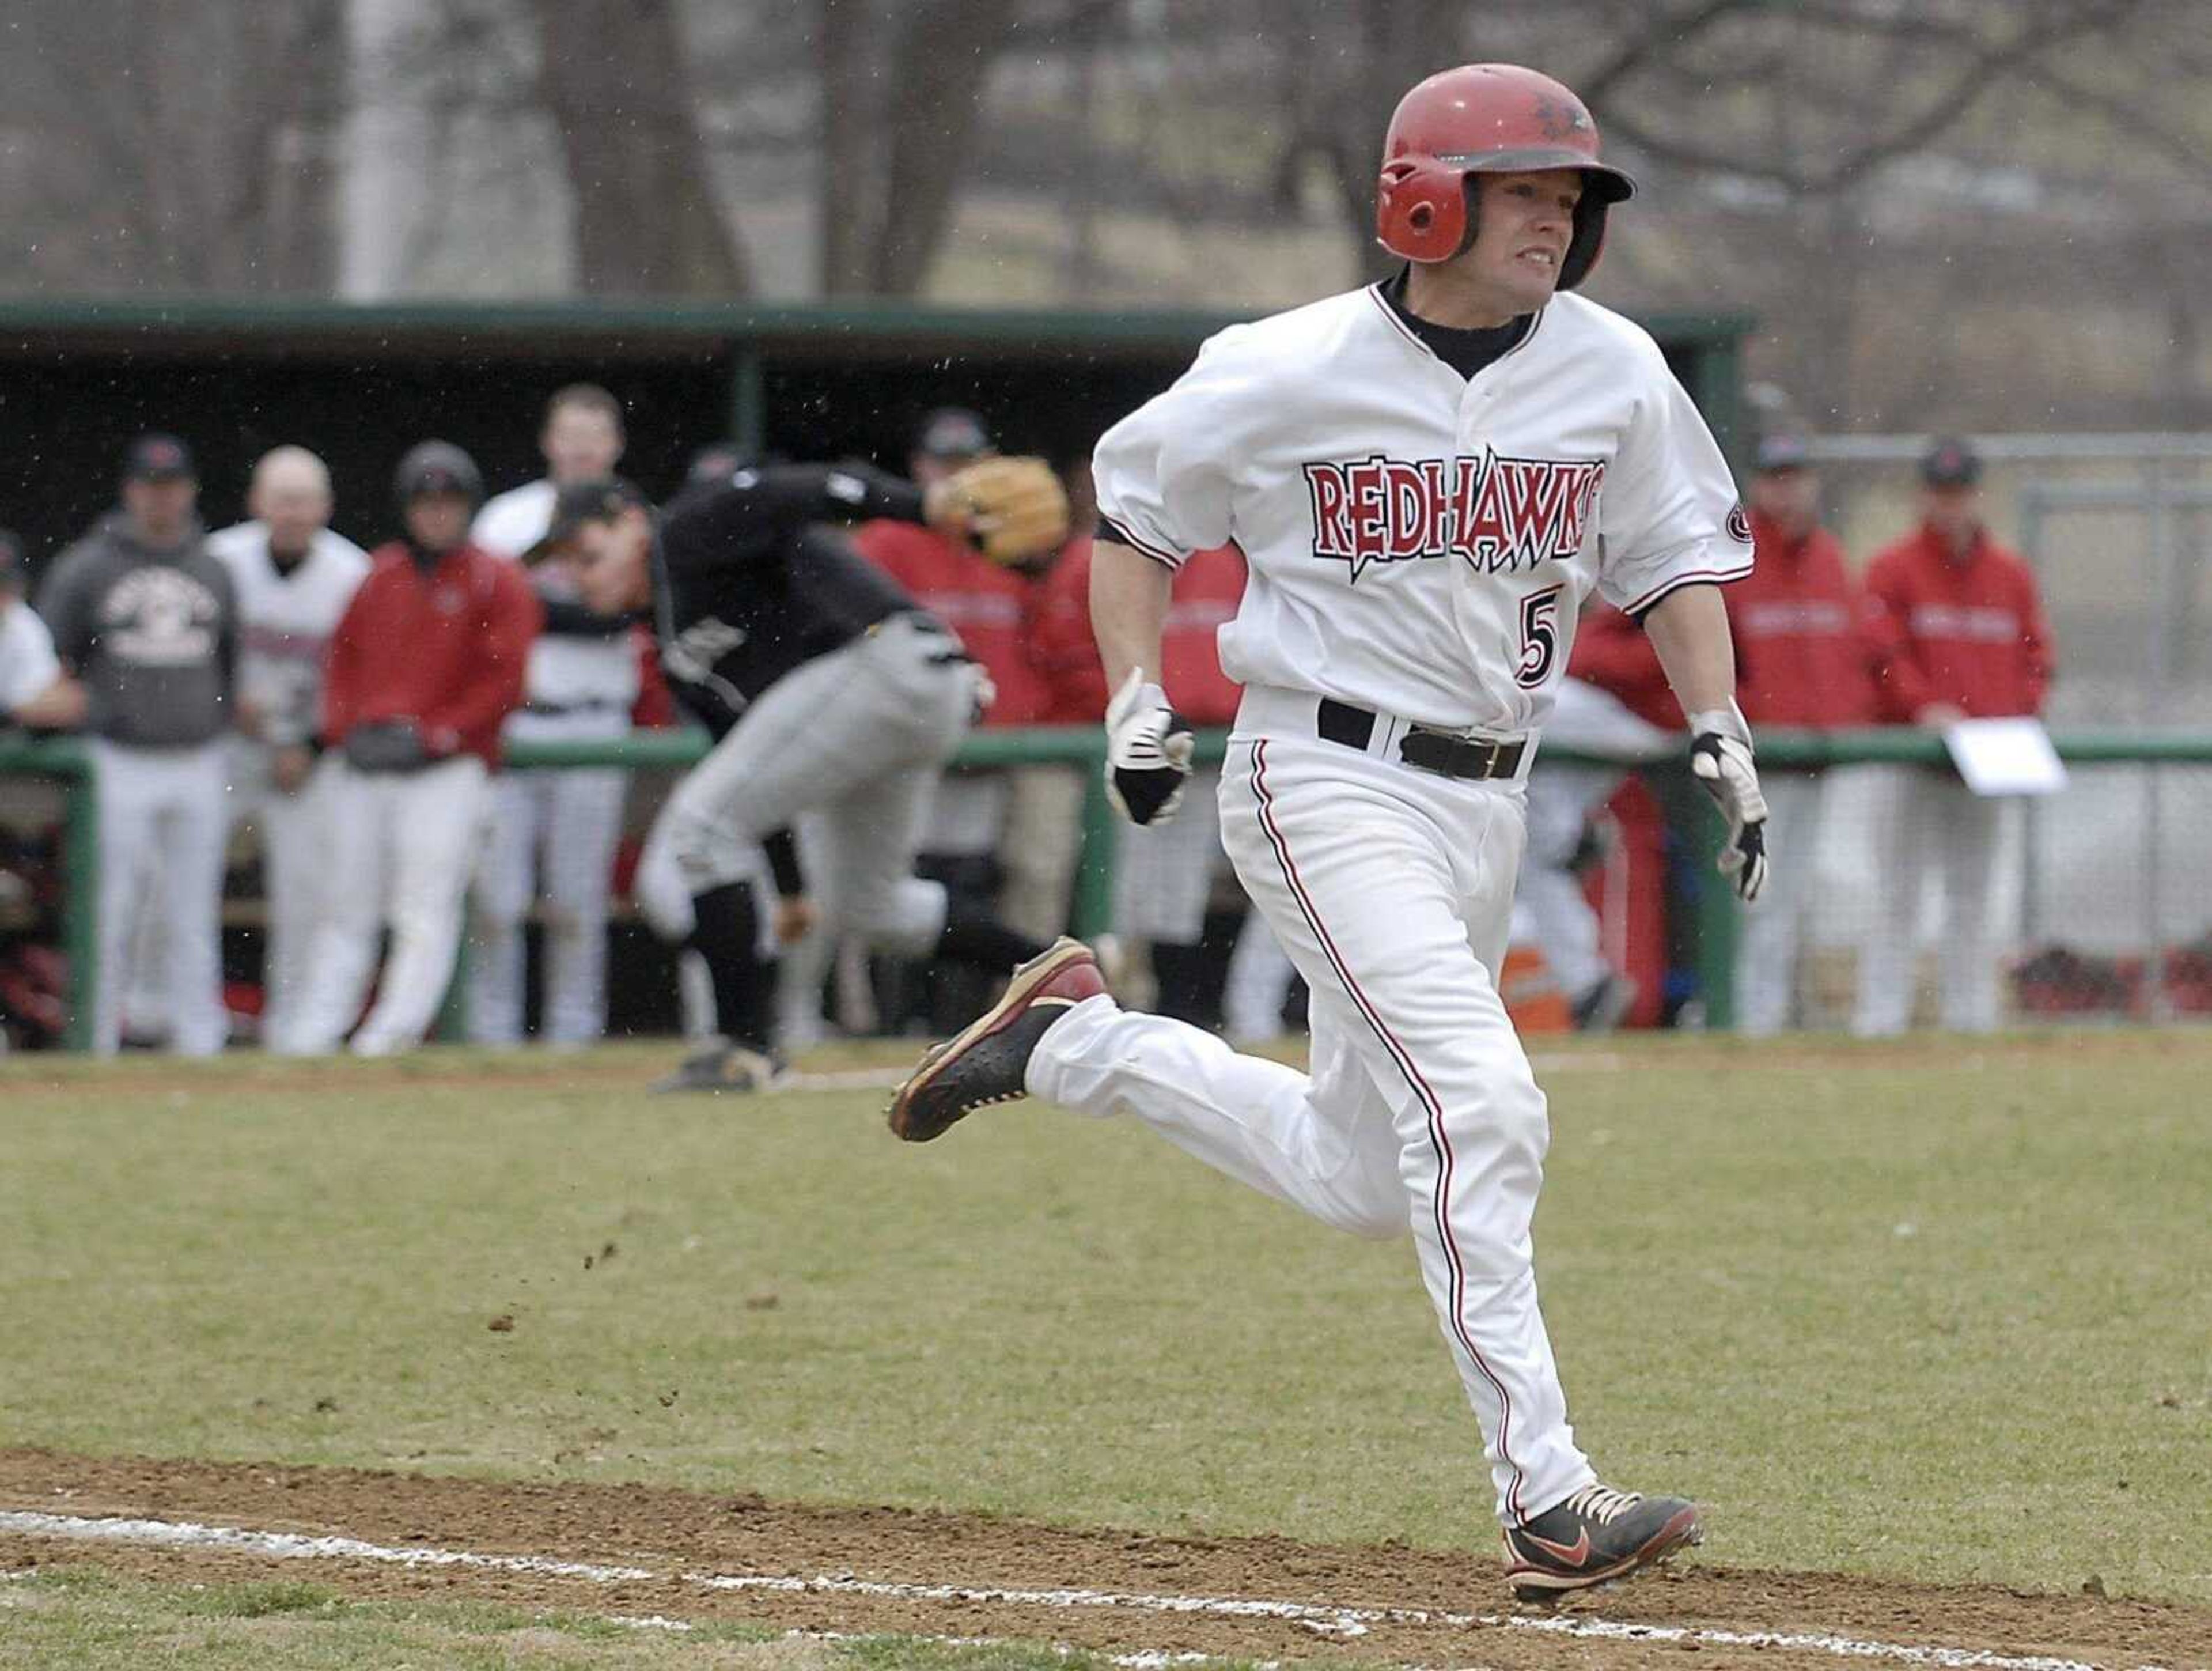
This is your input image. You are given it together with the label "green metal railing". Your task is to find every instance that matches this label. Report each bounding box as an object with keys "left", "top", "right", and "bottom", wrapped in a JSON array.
[{"left": 9, "top": 724, "right": 2212, "bottom": 1049}]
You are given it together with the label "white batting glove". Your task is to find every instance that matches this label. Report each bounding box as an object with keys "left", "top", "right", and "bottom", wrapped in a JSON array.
[
  {"left": 1687, "top": 704, "right": 1770, "bottom": 903},
  {"left": 1104, "top": 668, "right": 1195, "bottom": 827}
]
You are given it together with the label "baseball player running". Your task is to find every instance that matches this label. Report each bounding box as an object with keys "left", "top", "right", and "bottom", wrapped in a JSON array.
[
  {"left": 890, "top": 65, "right": 1768, "bottom": 1601},
  {"left": 541, "top": 451, "right": 1070, "bottom": 1092},
  {"left": 206, "top": 448, "right": 370, "bottom": 1051},
  {"left": 469, "top": 384, "right": 635, "bottom": 1048}
]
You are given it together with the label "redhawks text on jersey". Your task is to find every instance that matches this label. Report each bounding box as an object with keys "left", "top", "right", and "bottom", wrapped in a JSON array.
[{"left": 1302, "top": 448, "right": 1605, "bottom": 580}]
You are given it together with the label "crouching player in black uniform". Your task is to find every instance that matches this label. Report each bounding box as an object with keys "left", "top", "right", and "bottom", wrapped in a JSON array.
[{"left": 542, "top": 453, "right": 1071, "bottom": 1090}]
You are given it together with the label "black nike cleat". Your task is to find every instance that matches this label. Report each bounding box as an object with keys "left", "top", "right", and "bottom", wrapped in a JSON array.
[
  {"left": 888, "top": 937, "right": 1106, "bottom": 1143},
  {"left": 1502, "top": 1483, "right": 1702, "bottom": 1602}
]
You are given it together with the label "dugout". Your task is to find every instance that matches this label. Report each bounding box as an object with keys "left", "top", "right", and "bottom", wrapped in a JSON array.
[
  {"left": 0, "top": 297, "right": 1751, "bottom": 1043},
  {"left": 0, "top": 296, "right": 1751, "bottom": 563}
]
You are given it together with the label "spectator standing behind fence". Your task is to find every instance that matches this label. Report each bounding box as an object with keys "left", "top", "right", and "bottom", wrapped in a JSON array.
[
  {"left": 34, "top": 436, "right": 236, "bottom": 1056},
  {"left": 468, "top": 384, "right": 635, "bottom": 1049},
  {"left": 205, "top": 448, "right": 370, "bottom": 1052},
  {"left": 1855, "top": 438, "right": 2055, "bottom": 1035},
  {"left": 1722, "top": 434, "right": 1882, "bottom": 1034},
  {"left": 286, "top": 444, "right": 540, "bottom": 1056},
  {"left": 1, "top": 530, "right": 84, "bottom": 731}
]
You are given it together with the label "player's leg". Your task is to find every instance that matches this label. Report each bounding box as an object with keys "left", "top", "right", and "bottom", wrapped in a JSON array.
[
  {"left": 1113, "top": 767, "right": 1221, "bottom": 1021},
  {"left": 1733, "top": 769, "right": 1821, "bottom": 1035},
  {"left": 1935, "top": 781, "right": 2009, "bottom": 1032},
  {"left": 467, "top": 769, "right": 541, "bottom": 1046},
  {"left": 1853, "top": 763, "right": 1930, "bottom": 1035},
  {"left": 540, "top": 759, "right": 626, "bottom": 1046},
  {"left": 158, "top": 742, "right": 232, "bottom": 1057},
  {"left": 282, "top": 763, "right": 391, "bottom": 1054},
  {"left": 87, "top": 741, "right": 163, "bottom": 1056},
  {"left": 1222, "top": 901, "right": 1298, "bottom": 1043},
  {"left": 636, "top": 780, "right": 779, "bottom": 1086},
  {"left": 1514, "top": 766, "right": 1624, "bottom": 1026},
  {"left": 351, "top": 757, "right": 490, "bottom": 1054},
  {"left": 1228, "top": 740, "right": 1594, "bottom": 1528},
  {"left": 998, "top": 762, "right": 1085, "bottom": 941}
]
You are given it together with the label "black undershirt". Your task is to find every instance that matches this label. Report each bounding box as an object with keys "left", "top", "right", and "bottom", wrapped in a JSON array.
[{"left": 1380, "top": 268, "right": 1533, "bottom": 380}]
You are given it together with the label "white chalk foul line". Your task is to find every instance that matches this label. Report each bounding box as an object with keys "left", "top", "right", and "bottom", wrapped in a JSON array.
[{"left": 0, "top": 1509, "right": 2172, "bottom": 1671}]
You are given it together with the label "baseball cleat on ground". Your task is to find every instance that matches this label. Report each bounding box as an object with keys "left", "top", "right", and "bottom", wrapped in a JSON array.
[
  {"left": 1501, "top": 1483, "right": 1702, "bottom": 1602},
  {"left": 650, "top": 1043, "right": 785, "bottom": 1095},
  {"left": 887, "top": 937, "right": 1106, "bottom": 1143}
]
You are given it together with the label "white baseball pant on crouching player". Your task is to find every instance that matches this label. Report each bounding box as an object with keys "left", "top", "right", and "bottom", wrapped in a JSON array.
[
  {"left": 1854, "top": 767, "right": 2014, "bottom": 1035},
  {"left": 287, "top": 756, "right": 490, "bottom": 1055},
  {"left": 1732, "top": 769, "right": 1823, "bottom": 1035},
  {"left": 634, "top": 801, "right": 782, "bottom": 1041},
  {"left": 470, "top": 706, "right": 628, "bottom": 1046},
  {"left": 89, "top": 739, "right": 230, "bottom": 1057},
  {"left": 1027, "top": 692, "right": 1594, "bottom": 1528},
  {"left": 656, "top": 615, "right": 970, "bottom": 958}
]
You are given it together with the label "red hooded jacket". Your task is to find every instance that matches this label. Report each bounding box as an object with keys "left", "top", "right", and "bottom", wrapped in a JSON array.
[
  {"left": 1862, "top": 523, "right": 2054, "bottom": 720},
  {"left": 853, "top": 520, "right": 1056, "bottom": 725},
  {"left": 1033, "top": 538, "right": 1247, "bottom": 725},
  {"left": 322, "top": 542, "right": 541, "bottom": 767},
  {"left": 1725, "top": 511, "right": 1881, "bottom": 728}
]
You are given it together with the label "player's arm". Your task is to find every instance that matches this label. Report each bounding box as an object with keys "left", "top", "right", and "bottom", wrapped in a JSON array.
[
  {"left": 1090, "top": 539, "right": 1194, "bottom": 826},
  {"left": 1642, "top": 584, "right": 1768, "bottom": 902}
]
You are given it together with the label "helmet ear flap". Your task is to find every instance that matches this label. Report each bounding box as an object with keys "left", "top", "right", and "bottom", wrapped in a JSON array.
[
  {"left": 1376, "top": 158, "right": 1471, "bottom": 263},
  {"left": 1557, "top": 196, "right": 1611, "bottom": 291}
]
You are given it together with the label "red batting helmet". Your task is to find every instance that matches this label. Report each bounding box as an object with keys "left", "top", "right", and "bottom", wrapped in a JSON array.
[{"left": 1376, "top": 64, "right": 1635, "bottom": 290}]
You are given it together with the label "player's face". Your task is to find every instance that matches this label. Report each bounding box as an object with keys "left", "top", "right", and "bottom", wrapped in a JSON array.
[
  {"left": 1751, "top": 467, "right": 1818, "bottom": 535},
  {"left": 571, "top": 508, "right": 653, "bottom": 613},
  {"left": 252, "top": 471, "right": 334, "bottom": 554},
  {"left": 1922, "top": 484, "right": 1983, "bottom": 544},
  {"left": 122, "top": 474, "right": 198, "bottom": 545},
  {"left": 543, "top": 405, "right": 624, "bottom": 483},
  {"left": 404, "top": 490, "right": 473, "bottom": 553},
  {"left": 1464, "top": 169, "right": 1583, "bottom": 314}
]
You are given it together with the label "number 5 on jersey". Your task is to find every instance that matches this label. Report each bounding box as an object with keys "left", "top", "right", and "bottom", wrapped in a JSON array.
[{"left": 1515, "top": 585, "right": 1564, "bottom": 689}]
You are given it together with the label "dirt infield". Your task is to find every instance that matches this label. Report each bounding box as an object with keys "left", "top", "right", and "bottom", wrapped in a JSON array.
[{"left": 1, "top": 1451, "right": 2202, "bottom": 1669}]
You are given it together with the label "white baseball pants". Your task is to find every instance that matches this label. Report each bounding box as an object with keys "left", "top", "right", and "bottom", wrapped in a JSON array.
[
  {"left": 225, "top": 744, "right": 344, "bottom": 1054},
  {"left": 1113, "top": 765, "right": 1223, "bottom": 944},
  {"left": 1732, "top": 769, "right": 1823, "bottom": 1035},
  {"left": 1221, "top": 903, "right": 1296, "bottom": 1044},
  {"left": 88, "top": 739, "right": 229, "bottom": 1057},
  {"left": 656, "top": 616, "right": 969, "bottom": 959},
  {"left": 1514, "top": 763, "right": 1626, "bottom": 1007},
  {"left": 1028, "top": 695, "right": 1594, "bottom": 1528},
  {"left": 286, "top": 755, "right": 490, "bottom": 1055},
  {"left": 1854, "top": 766, "right": 2015, "bottom": 1035},
  {"left": 470, "top": 708, "right": 628, "bottom": 1047}
]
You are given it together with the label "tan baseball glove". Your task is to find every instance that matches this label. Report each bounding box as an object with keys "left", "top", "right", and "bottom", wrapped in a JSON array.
[{"left": 935, "top": 455, "right": 1070, "bottom": 566}]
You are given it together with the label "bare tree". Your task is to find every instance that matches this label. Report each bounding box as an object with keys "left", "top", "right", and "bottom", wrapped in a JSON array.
[{"left": 530, "top": 0, "right": 751, "bottom": 296}]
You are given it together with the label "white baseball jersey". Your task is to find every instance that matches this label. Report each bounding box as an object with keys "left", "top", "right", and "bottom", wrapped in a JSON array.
[
  {"left": 474, "top": 481, "right": 640, "bottom": 709},
  {"left": 1093, "top": 284, "right": 1752, "bottom": 735},
  {"left": 0, "top": 596, "right": 62, "bottom": 713},
  {"left": 205, "top": 522, "right": 372, "bottom": 746}
]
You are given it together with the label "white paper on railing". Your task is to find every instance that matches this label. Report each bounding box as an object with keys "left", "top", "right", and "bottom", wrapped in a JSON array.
[{"left": 1942, "top": 718, "right": 2069, "bottom": 796}]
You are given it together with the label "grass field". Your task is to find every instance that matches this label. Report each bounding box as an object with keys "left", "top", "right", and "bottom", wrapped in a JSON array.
[{"left": 2, "top": 1031, "right": 2210, "bottom": 1665}]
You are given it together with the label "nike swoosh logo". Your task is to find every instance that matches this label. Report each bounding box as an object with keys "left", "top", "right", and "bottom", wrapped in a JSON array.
[{"left": 1522, "top": 1528, "right": 1592, "bottom": 1566}]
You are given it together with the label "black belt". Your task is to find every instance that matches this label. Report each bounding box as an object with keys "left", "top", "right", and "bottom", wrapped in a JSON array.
[
  {"left": 1317, "top": 698, "right": 1527, "bottom": 781},
  {"left": 524, "top": 698, "right": 627, "bottom": 717}
]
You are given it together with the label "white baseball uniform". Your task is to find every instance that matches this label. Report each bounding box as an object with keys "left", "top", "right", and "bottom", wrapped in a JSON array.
[
  {"left": 1031, "top": 282, "right": 1750, "bottom": 1527},
  {"left": 0, "top": 596, "right": 62, "bottom": 715},
  {"left": 204, "top": 521, "right": 369, "bottom": 1051},
  {"left": 470, "top": 481, "right": 638, "bottom": 1046}
]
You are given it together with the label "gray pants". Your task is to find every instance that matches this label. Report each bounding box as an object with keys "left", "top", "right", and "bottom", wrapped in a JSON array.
[{"left": 649, "top": 616, "right": 975, "bottom": 956}]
